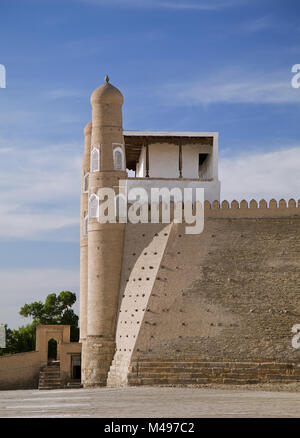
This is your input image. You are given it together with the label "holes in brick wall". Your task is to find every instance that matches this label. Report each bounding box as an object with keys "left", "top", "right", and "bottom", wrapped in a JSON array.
[
  {"left": 154, "top": 252, "right": 158, "bottom": 255},
  {"left": 149, "top": 266, "right": 154, "bottom": 269}
]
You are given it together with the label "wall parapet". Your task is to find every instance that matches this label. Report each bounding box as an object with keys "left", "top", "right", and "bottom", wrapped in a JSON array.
[
  {"left": 111, "top": 198, "right": 300, "bottom": 221},
  {"left": 203, "top": 198, "right": 300, "bottom": 218}
]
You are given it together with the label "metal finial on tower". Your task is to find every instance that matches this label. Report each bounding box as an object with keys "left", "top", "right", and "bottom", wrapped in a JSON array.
[{"left": 105, "top": 75, "right": 109, "bottom": 83}]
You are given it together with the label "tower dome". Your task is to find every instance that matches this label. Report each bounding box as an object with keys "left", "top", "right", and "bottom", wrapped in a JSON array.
[
  {"left": 84, "top": 121, "right": 92, "bottom": 135},
  {"left": 90, "top": 75, "right": 123, "bottom": 105}
]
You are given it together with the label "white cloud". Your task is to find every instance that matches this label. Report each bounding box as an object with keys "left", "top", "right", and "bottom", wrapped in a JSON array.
[
  {"left": 76, "top": 0, "right": 245, "bottom": 10},
  {"left": 242, "top": 16, "right": 273, "bottom": 33},
  {"left": 160, "top": 68, "right": 300, "bottom": 105},
  {"left": 220, "top": 146, "right": 300, "bottom": 201},
  {"left": 0, "top": 144, "right": 81, "bottom": 240},
  {"left": 44, "top": 89, "right": 84, "bottom": 100},
  {"left": 0, "top": 268, "right": 79, "bottom": 329},
  {"left": 0, "top": 147, "right": 14, "bottom": 154}
]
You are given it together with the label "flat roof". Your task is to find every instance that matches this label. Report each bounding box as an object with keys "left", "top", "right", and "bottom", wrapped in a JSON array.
[
  {"left": 124, "top": 130, "right": 218, "bottom": 138},
  {"left": 124, "top": 131, "right": 217, "bottom": 171}
]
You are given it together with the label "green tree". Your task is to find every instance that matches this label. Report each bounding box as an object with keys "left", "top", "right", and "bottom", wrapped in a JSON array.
[
  {"left": 20, "top": 291, "right": 79, "bottom": 341},
  {"left": 0, "top": 291, "right": 79, "bottom": 356},
  {"left": 0, "top": 324, "right": 36, "bottom": 356}
]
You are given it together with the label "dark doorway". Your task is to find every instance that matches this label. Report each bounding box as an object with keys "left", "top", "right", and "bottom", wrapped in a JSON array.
[
  {"left": 198, "top": 153, "right": 209, "bottom": 178},
  {"left": 71, "top": 355, "right": 81, "bottom": 380},
  {"left": 48, "top": 338, "right": 58, "bottom": 361}
]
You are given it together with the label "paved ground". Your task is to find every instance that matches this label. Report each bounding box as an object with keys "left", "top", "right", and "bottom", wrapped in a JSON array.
[{"left": 1, "top": 386, "right": 300, "bottom": 417}]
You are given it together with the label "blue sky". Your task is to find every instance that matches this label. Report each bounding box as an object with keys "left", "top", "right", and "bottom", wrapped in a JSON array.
[{"left": 0, "top": 0, "right": 300, "bottom": 328}]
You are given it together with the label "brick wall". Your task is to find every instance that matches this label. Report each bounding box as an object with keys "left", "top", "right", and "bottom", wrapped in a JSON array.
[
  {"left": 109, "top": 199, "right": 300, "bottom": 385},
  {"left": 0, "top": 351, "right": 42, "bottom": 390}
]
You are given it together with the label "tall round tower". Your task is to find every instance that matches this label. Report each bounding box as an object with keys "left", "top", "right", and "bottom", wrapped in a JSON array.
[
  {"left": 79, "top": 121, "right": 92, "bottom": 343},
  {"left": 81, "top": 77, "right": 127, "bottom": 387}
]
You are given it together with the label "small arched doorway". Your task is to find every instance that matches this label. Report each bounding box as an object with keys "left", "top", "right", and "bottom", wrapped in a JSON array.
[{"left": 48, "top": 338, "right": 58, "bottom": 361}]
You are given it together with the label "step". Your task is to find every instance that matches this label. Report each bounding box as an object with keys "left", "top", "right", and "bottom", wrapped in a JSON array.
[
  {"left": 39, "top": 379, "right": 61, "bottom": 382},
  {"left": 66, "top": 381, "right": 82, "bottom": 389},
  {"left": 127, "top": 358, "right": 300, "bottom": 386},
  {"left": 39, "top": 386, "right": 62, "bottom": 390},
  {"left": 133, "top": 361, "right": 296, "bottom": 368},
  {"left": 38, "top": 363, "right": 62, "bottom": 390}
]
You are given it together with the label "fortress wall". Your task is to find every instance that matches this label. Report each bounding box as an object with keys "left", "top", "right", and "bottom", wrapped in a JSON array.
[
  {"left": 0, "top": 351, "right": 42, "bottom": 390},
  {"left": 129, "top": 200, "right": 300, "bottom": 364},
  {"left": 107, "top": 199, "right": 300, "bottom": 386}
]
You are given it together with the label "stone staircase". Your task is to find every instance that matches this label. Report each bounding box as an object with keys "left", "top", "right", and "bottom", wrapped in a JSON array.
[
  {"left": 128, "top": 358, "right": 300, "bottom": 386},
  {"left": 38, "top": 361, "right": 62, "bottom": 390}
]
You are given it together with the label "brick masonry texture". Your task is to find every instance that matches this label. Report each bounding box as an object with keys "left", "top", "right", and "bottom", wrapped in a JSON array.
[{"left": 107, "top": 202, "right": 300, "bottom": 386}]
